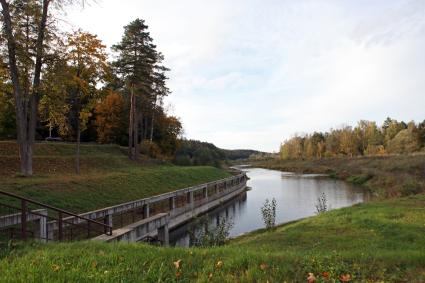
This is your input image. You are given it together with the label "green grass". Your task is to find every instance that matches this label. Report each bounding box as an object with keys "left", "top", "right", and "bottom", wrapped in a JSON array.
[
  {"left": 1, "top": 195, "right": 424, "bottom": 282},
  {"left": 0, "top": 141, "right": 230, "bottom": 213}
]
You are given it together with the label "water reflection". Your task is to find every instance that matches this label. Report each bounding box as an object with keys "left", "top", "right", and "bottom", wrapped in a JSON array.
[{"left": 170, "top": 167, "right": 366, "bottom": 247}]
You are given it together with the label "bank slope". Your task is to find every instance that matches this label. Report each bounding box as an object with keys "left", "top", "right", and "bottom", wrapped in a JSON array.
[
  {"left": 0, "top": 141, "right": 231, "bottom": 213},
  {"left": 1, "top": 195, "right": 424, "bottom": 282}
]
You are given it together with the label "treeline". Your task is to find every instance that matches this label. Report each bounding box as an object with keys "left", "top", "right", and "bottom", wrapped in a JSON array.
[
  {"left": 173, "top": 139, "right": 266, "bottom": 167},
  {"left": 0, "top": 0, "right": 182, "bottom": 174},
  {"left": 280, "top": 118, "right": 425, "bottom": 160}
]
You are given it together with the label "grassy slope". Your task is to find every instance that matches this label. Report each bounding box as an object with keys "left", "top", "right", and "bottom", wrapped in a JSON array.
[
  {"left": 1, "top": 195, "right": 424, "bottom": 282},
  {"left": 0, "top": 141, "right": 230, "bottom": 213},
  {"left": 248, "top": 155, "right": 425, "bottom": 198}
]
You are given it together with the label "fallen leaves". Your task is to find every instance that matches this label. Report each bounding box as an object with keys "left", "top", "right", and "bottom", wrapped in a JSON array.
[
  {"left": 307, "top": 272, "right": 316, "bottom": 283},
  {"left": 51, "top": 264, "right": 60, "bottom": 272},
  {"left": 173, "top": 259, "right": 182, "bottom": 270},
  {"left": 339, "top": 273, "right": 352, "bottom": 282},
  {"left": 175, "top": 271, "right": 181, "bottom": 279},
  {"left": 216, "top": 260, "right": 223, "bottom": 269}
]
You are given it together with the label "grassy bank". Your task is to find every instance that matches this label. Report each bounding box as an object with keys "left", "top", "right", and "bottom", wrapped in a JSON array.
[
  {"left": 1, "top": 194, "right": 424, "bottom": 282},
  {"left": 0, "top": 141, "right": 230, "bottom": 213},
  {"left": 248, "top": 155, "right": 425, "bottom": 198}
]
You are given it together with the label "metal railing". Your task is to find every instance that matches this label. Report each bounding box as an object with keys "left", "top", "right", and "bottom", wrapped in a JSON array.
[{"left": 0, "top": 190, "right": 112, "bottom": 243}]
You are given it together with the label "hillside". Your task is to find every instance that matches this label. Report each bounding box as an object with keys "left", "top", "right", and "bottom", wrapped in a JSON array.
[{"left": 0, "top": 141, "right": 231, "bottom": 213}]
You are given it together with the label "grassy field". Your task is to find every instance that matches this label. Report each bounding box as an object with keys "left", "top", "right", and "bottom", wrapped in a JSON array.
[
  {"left": 0, "top": 141, "right": 230, "bottom": 213},
  {"left": 1, "top": 194, "right": 424, "bottom": 282},
  {"left": 248, "top": 155, "right": 425, "bottom": 198}
]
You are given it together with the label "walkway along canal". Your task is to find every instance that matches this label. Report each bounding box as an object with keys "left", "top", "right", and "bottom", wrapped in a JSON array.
[{"left": 0, "top": 170, "right": 248, "bottom": 245}]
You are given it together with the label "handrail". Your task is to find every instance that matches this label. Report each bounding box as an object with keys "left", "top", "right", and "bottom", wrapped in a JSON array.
[
  {"left": 0, "top": 190, "right": 112, "bottom": 241},
  {"left": 0, "top": 190, "right": 111, "bottom": 230}
]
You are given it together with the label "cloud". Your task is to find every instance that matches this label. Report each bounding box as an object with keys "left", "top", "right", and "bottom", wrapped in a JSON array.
[{"left": 64, "top": 0, "right": 425, "bottom": 151}]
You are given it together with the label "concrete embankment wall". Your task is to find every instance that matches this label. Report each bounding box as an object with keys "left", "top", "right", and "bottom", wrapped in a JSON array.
[{"left": 53, "top": 172, "right": 248, "bottom": 242}]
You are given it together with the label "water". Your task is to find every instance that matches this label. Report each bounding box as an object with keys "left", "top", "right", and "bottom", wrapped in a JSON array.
[{"left": 170, "top": 167, "right": 367, "bottom": 247}]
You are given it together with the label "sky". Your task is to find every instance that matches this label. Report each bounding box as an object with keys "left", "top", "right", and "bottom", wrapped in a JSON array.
[{"left": 63, "top": 0, "right": 425, "bottom": 152}]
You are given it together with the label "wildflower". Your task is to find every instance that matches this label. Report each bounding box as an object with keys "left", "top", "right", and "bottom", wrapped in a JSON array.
[
  {"left": 307, "top": 272, "right": 316, "bottom": 283},
  {"left": 174, "top": 259, "right": 182, "bottom": 269},
  {"left": 339, "top": 274, "right": 352, "bottom": 282}
]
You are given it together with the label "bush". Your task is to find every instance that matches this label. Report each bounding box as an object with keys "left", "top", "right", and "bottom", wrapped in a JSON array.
[
  {"left": 315, "top": 193, "right": 328, "bottom": 214},
  {"left": 261, "top": 198, "right": 277, "bottom": 230},
  {"left": 140, "top": 140, "right": 162, "bottom": 158},
  {"left": 189, "top": 215, "right": 234, "bottom": 247}
]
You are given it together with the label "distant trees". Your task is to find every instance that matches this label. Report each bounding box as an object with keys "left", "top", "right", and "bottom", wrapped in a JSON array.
[{"left": 280, "top": 118, "right": 424, "bottom": 160}]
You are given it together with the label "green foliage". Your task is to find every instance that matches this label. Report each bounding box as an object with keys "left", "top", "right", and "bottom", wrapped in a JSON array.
[
  {"left": 173, "top": 139, "right": 226, "bottom": 167},
  {"left": 346, "top": 174, "right": 373, "bottom": 185},
  {"left": 0, "top": 92, "right": 16, "bottom": 139},
  {"left": 189, "top": 216, "right": 234, "bottom": 247}
]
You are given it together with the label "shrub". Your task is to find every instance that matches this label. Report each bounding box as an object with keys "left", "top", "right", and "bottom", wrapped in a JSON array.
[
  {"left": 315, "top": 193, "right": 328, "bottom": 214},
  {"left": 189, "top": 215, "right": 234, "bottom": 247},
  {"left": 261, "top": 198, "right": 277, "bottom": 230}
]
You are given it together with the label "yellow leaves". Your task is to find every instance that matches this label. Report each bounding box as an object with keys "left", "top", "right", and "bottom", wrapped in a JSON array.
[
  {"left": 216, "top": 260, "right": 223, "bottom": 269},
  {"left": 307, "top": 272, "right": 316, "bottom": 283},
  {"left": 51, "top": 264, "right": 60, "bottom": 272},
  {"left": 173, "top": 259, "right": 182, "bottom": 270}
]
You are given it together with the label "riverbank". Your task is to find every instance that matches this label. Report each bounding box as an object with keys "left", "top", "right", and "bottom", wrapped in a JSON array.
[
  {"left": 1, "top": 194, "right": 424, "bottom": 282},
  {"left": 0, "top": 141, "right": 230, "bottom": 213},
  {"left": 248, "top": 155, "right": 425, "bottom": 198}
]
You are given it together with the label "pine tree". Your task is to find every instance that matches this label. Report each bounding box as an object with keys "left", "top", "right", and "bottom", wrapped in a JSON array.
[{"left": 112, "top": 19, "right": 158, "bottom": 160}]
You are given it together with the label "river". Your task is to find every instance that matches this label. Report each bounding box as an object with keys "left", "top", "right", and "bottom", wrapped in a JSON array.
[{"left": 170, "top": 167, "right": 367, "bottom": 247}]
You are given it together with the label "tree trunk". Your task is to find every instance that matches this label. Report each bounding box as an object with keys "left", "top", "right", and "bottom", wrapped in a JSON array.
[
  {"left": 150, "top": 95, "right": 157, "bottom": 142},
  {"left": 133, "top": 95, "right": 139, "bottom": 160},
  {"left": 0, "top": 0, "right": 50, "bottom": 176},
  {"left": 128, "top": 85, "right": 136, "bottom": 159},
  {"left": 75, "top": 121, "right": 81, "bottom": 175}
]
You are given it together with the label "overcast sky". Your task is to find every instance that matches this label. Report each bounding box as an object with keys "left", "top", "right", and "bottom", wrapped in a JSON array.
[{"left": 64, "top": 0, "right": 425, "bottom": 152}]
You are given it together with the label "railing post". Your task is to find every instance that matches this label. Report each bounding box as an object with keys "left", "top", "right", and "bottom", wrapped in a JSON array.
[
  {"left": 58, "top": 212, "right": 63, "bottom": 241},
  {"left": 21, "top": 200, "right": 27, "bottom": 240},
  {"left": 87, "top": 221, "right": 90, "bottom": 238},
  {"left": 39, "top": 209, "right": 48, "bottom": 243},
  {"left": 143, "top": 203, "right": 150, "bottom": 219}
]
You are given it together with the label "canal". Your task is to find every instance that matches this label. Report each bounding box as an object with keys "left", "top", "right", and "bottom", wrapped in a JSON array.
[{"left": 170, "top": 167, "right": 368, "bottom": 247}]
